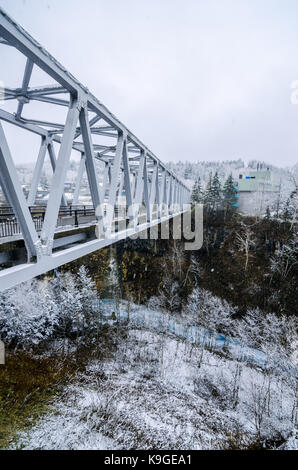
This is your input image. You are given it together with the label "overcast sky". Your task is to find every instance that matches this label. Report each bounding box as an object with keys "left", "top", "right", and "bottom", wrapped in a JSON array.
[{"left": 1, "top": 0, "right": 298, "bottom": 167}]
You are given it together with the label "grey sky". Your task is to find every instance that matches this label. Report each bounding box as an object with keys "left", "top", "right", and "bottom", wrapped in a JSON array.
[{"left": 1, "top": 0, "right": 298, "bottom": 167}]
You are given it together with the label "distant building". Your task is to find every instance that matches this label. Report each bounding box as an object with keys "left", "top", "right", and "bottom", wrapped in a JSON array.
[{"left": 234, "top": 169, "right": 279, "bottom": 215}]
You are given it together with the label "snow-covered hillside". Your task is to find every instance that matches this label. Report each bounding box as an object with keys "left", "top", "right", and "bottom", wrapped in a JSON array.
[{"left": 12, "top": 303, "right": 297, "bottom": 451}]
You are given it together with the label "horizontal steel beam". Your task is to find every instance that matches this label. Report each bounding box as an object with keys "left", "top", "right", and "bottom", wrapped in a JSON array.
[
  {"left": 53, "top": 232, "right": 87, "bottom": 249},
  {"left": 0, "top": 212, "right": 189, "bottom": 292},
  {"left": 30, "top": 95, "right": 70, "bottom": 107}
]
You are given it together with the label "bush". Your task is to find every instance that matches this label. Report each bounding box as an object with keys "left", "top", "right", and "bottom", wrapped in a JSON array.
[
  {"left": 185, "top": 287, "right": 234, "bottom": 335},
  {"left": 0, "top": 266, "right": 101, "bottom": 350},
  {"left": 0, "top": 280, "right": 59, "bottom": 349}
]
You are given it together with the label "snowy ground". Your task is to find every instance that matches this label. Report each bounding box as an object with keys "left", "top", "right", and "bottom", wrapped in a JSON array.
[{"left": 13, "top": 305, "right": 297, "bottom": 450}]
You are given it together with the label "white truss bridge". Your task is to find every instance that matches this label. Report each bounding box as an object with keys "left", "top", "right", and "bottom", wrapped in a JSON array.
[{"left": 0, "top": 8, "right": 190, "bottom": 292}]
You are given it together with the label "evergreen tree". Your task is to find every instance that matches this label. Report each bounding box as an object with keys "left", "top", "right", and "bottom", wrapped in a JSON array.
[
  {"left": 223, "top": 174, "right": 238, "bottom": 213},
  {"left": 59, "top": 273, "right": 83, "bottom": 337},
  {"left": 265, "top": 206, "right": 271, "bottom": 221},
  {"left": 77, "top": 266, "right": 100, "bottom": 330},
  {"left": 281, "top": 189, "right": 297, "bottom": 222},
  {"left": 0, "top": 280, "right": 58, "bottom": 348},
  {"left": 197, "top": 177, "right": 204, "bottom": 203},
  {"left": 204, "top": 172, "right": 213, "bottom": 207},
  {"left": 282, "top": 198, "right": 293, "bottom": 222},
  {"left": 206, "top": 171, "right": 222, "bottom": 210},
  {"left": 191, "top": 179, "right": 199, "bottom": 204},
  {"left": 191, "top": 177, "right": 204, "bottom": 204}
]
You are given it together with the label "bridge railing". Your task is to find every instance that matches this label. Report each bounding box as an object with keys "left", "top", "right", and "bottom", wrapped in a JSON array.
[
  {"left": 0, "top": 205, "right": 97, "bottom": 239},
  {"left": 0, "top": 217, "right": 43, "bottom": 238},
  {"left": 0, "top": 203, "right": 139, "bottom": 239}
]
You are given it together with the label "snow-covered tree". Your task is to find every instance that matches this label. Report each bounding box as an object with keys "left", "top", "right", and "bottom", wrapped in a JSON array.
[
  {"left": 191, "top": 177, "right": 204, "bottom": 204},
  {"left": 235, "top": 222, "right": 257, "bottom": 271},
  {"left": 0, "top": 280, "right": 59, "bottom": 348},
  {"left": 264, "top": 206, "right": 271, "bottom": 220},
  {"left": 270, "top": 234, "right": 298, "bottom": 280},
  {"left": 77, "top": 265, "right": 100, "bottom": 331},
  {"left": 282, "top": 197, "right": 294, "bottom": 222},
  {"left": 204, "top": 172, "right": 213, "bottom": 207},
  {"left": 186, "top": 287, "right": 234, "bottom": 335},
  {"left": 147, "top": 296, "right": 164, "bottom": 312},
  {"left": 58, "top": 272, "right": 84, "bottom": 337},
  {"left": 159, "top": 278, "right": 180, "bottom": 313},
  {"left": 223, "top": 173, "right": 238, "bottom": 213},
  {"left": 236, "top": 307, "right": 265, "bottom": 349},
  {"left": 0, "top": 266, "right": 101, "bottom": 349},
  {"left": 205, "top": 172, "right": 222, "bottom": 211}
]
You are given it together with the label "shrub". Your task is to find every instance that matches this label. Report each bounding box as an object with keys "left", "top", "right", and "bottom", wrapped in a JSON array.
[{"left": 0, "top": 266, "right": 101, "bottom": 350}]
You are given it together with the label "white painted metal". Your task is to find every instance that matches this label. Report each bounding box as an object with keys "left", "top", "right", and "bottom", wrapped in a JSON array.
[{"left": 0, "top": 8, "right": 191, "bottom": 291}]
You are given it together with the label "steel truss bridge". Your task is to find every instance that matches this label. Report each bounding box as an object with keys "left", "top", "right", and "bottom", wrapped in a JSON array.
[{"left": 0, "top": 9, "right": 190, "bottom": 292}]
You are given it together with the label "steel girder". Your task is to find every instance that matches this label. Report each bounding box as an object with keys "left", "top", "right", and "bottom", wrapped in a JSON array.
[{"left": 0, "top": 8, "right": 191, "bottom": 291}]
